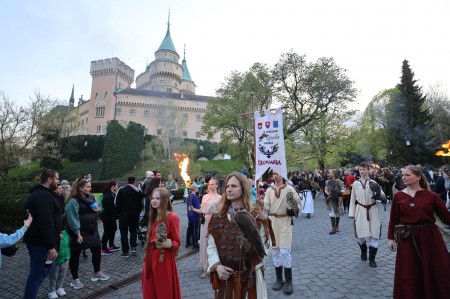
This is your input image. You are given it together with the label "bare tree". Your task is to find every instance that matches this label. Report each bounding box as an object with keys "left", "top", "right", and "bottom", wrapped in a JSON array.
[{"left": 0, "top": 90, "right": 56, "bottom": 175}]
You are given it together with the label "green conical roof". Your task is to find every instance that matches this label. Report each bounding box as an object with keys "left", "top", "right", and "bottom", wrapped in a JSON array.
[
  {"left": 157, "top": 28, "right": 177, "bottom": 53},
  {"left": 182, "top": 58, "right": 192, "bottom": 82}
]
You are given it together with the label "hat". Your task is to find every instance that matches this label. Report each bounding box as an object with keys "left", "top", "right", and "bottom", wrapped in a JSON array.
[{"left": 145, "top": 171, "right": 154, "bottom": 178}]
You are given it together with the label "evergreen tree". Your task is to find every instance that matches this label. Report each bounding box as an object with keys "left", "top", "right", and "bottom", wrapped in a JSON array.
[
  {"left": 101, "top": 120, "right": 128, "bottom": 179},
  {"left": 391, "top": 60, "right": 433, "bottom": 164}
]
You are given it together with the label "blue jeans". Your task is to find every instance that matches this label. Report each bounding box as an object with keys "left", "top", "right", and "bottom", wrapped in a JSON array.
[{"left": 23, "top": 243, "right": 54, "bottom": 299}]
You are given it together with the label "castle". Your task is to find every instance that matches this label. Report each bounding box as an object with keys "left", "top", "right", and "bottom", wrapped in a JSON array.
[{"left": 70, "top": 17, "right": 219, "bottom": 142}]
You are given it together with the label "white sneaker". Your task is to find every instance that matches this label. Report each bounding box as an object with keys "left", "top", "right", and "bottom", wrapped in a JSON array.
[
  {"left": 48, "top": 291, "right": 58, "bottom": 299},
  {"left": 56, "top": 288, "right": 66, "bottom": 296},
  {"left": 91, "top": 271, "right": 110, "bottom": 281},
  {"left": 70, "top": 279, "right": 84, "bottom": 289}
]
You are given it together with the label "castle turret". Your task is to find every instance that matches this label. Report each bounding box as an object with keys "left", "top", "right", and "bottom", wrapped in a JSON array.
[
  {"left": 181, "top": 45, "right": 196, "bottom": 95},
  {"left": 69, "top": 84, "right": 75, "bottom": 108},
  {"left": 135, "top": 13, "right": 184, "bottom": 93}
]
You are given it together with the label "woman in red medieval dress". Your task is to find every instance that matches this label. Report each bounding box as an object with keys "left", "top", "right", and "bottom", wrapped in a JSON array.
[
  {"left": 142, "top": 188, "right": 181, "bottom": 299},
  {"left": 387, "top": 165, "right": 450, "bottom": 299}
]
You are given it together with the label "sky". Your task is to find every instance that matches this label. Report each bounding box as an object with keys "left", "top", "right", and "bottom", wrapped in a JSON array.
[{"left": 1, "top": 0, "right": 449, "bottom": 111}]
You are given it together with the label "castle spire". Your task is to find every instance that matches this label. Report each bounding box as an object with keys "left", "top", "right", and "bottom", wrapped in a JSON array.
[
  {"left": 69, "top": 84, "right": 75, "bottom": 108},
  {"left": 181, "top": 45, "right": 193, "bottom": 82},
  {"left": 157, "top": 9, "right": 177, "bottom": 54},
  {"left": 167, "top": 8, "right": 171, "bottom": 31}
]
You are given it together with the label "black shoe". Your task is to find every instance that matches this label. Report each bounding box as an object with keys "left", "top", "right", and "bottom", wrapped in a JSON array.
[
  {"left": 121, "top": 252, "right": 130, "bottom": 258},
  {"left": 192, "top": 245, "right": 199, "bottom": 250},
  {"left": 185, "top": 243, "right": 192, "bottom": 248}
]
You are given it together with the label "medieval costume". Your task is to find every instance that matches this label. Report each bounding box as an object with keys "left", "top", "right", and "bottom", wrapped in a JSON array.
[
  {"left": 142, "top": 212, "right": 181, "bottom": 299},
  {"left": 325, "top": 178, "right": 344, "bottom": 234},
  {"left": 298, "top": 178, "right": 315, "bottom": 218},
  {"left": 207, "top": 211, "right": 263, "bottom": 299},
  {"left": 264, "top": 183, "right": 301, "bottom": 294},
  {"left": 349, "top": 179, "right": 383, "bottom": 267},
  {"left": 388, "top": 190, "right": 450, "bottom": 299},
  {"left": 199, "top": 193, "right": 220, "bottom": 275}
]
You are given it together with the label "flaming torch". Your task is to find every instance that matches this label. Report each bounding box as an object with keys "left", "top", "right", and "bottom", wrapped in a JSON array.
[
  {"left": 173, "top": 153, "right": 192, "bottom": 213},
  {"left": 435, "top": 140, "right": 450, "bottom": 157}
]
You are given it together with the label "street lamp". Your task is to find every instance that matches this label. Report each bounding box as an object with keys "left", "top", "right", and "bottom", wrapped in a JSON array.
[{"left": 405, "top": 136, "right": 412, "bottom": 165}]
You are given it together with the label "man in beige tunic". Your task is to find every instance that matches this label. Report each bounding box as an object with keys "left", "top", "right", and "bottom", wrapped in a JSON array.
[
  {"left": 349, "top": 162, "right": 384, "bottom": 268},
  {"left": 263, "top": 171, "right": 301, "bottom": 295}
]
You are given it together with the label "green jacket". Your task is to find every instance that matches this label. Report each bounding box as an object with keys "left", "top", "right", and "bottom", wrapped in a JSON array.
[{"left": 56, "top": 230, "right": 70, "bottom": 264}]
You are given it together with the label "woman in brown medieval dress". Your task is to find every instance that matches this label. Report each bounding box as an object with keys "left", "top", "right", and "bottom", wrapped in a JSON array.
[{"left": 387, "top": 165, "right": 450, "bottom": 299}]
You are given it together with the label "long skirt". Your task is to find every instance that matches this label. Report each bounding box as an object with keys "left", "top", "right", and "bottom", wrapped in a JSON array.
[{"left": 300, "top": 190, "right": 314, "bottom": 214}]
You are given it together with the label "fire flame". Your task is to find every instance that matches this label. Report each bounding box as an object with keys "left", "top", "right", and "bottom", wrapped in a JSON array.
[
  {"left": 173, "top": 153, "right": 191, "bottom": 188},
  {"left": 371, "top": 163, "right": 380, "bottom": 169},
  {"left": 435, "top": 140, "right": 450, "bottom": 157}
]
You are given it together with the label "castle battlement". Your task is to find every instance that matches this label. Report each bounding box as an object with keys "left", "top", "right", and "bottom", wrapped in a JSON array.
[{"left": 90, "top": 57, "right": 135, "bottom": 82}]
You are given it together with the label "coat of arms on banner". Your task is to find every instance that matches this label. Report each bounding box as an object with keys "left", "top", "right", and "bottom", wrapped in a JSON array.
[{"left": 254, "top": 108, "right": 287, "bottom": 180}]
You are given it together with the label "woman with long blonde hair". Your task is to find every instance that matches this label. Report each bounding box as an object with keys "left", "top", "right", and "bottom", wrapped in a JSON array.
[
  {"left": 142, "top": 188, "right": 181, "bottom": 299},
  {"left": 190, "top": 178, "right": 221, "bottom": 278}
]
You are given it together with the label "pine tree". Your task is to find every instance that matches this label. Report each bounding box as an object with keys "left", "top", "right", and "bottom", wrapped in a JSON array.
[{"left": 394, "top": 60, "right": 433, "bottom": 164}]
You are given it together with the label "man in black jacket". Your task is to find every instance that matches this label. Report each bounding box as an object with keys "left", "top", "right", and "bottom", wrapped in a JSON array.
[
  {"left": 115, "top": 177, "right": 143, "bottom": 257},
  {"left": 23, "top": 168, "right": 61, "bottom": 299}
]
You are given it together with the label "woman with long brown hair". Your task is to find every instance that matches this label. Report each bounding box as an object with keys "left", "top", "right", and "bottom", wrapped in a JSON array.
[
  {"left": 142, "top": 188, "right": 181, "bottom": 299},
  {"left": 65, "top": 178, "right": 109, "bottom": 290},
  {"left": 207, "top": 172, "right": 267, "bottom": 299},
  {"left": 387, "top": 165, "right": 450, "bottom": 299}
]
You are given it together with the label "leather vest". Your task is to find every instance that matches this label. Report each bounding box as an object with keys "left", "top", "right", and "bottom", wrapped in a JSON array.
[{"left": 209, "top": 213, "right": 247, "bottom": 271}]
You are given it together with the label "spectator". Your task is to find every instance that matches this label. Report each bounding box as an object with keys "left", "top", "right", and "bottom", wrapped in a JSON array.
[
  {"left": 141, "top": 171, "right": 153, "bottom": 195},
  {"left": 186, "top": 184, "right": 200, "bottom": 249},
  {"left": 61, "top": 180, "right": 71, "bottom": 201},
  {"left": 0, "top": 213, "right": 32, "bottom": 269},
  {"left": 47, "top": 229, "right": 70, "bottom": 299},
  {"left": 23, "top": 168, "right": 62, "bottom": 299},
  {"left": 165, "top": 175, "right": 178, "bottom": 201},
  {"left": 66, "top": 178, "right": 110, "bottom": 289},
  {"left": 99, "top": 181, "right": 119, "bottom": 255},
  {"left": 115, "top": 177, "right": 143, "bottom": 257}
]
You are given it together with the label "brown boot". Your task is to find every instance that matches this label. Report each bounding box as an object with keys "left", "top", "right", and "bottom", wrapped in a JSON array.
[{"left": 329, "top": 217, "right": 336, "bottom": 234}]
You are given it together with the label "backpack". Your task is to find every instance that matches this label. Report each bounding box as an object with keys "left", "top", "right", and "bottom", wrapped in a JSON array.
[{"left": 97, "top": 195, "right": 104, "bottom": 213}]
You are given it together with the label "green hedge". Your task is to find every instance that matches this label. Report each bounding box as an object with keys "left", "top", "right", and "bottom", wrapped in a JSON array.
[{"left": 0, "top": 177, "right": 35, "bottom": 234}]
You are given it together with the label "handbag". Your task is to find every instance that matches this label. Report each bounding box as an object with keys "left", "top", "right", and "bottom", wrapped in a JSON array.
[
  {"left": 393, "top": 224, "right": 410, "bottom": 243},
  {"left": 1, "top": 245, "right": 19, "bottom": 257},
  {"left": 200, "top": 213, "right": 206, "bottom": 225}
]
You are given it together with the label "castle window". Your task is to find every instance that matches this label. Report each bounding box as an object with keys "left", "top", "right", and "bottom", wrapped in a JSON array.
[
  {"left": 183, "top": 114, "right": 188, "bottom": 122},
  {"left": 196, "top": 132, "right": 201, "bottom": 138},
  {"left": 95, "top": 106, "right": 105, "bottom": 117},
  {"left": 130, "top": 109, "right": 136, "bottom": 117},
  {"left": 95, "top": 92, "right": 99, "bottom": 100},
  {"left": 144, "top": 110, "right": 150, "bottom": 118},
  {"left": 157, "top": 129, "right": 162, "bottom": 135},
  {"left": 96, "top": 125, "right": 101, "bottom": 133},
  {"left": 167, "top": 88, "right": 172, "bottom": 93},
  {"left": 157, "top": 111, "right": 165, "bottom": 120},
  {"left": 196, "top": 114, "right": 202, "bottom": 122},
  {"left": 183, "top": 131, "right": 188, "bottom": 137},
  {"left": 104, "top": 91, "right": 108, "bottom": 98},
  {"left": 116, "top": 108, "right": 122, "bottom": 116}
]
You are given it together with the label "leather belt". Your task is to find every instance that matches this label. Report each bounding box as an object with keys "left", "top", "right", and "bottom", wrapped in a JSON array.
[
  {"left": 355, "top": 200, "right": 376, "bottom": 221},
  {"left": 269, "top": 213, "right": 289, "bottom": 218}
]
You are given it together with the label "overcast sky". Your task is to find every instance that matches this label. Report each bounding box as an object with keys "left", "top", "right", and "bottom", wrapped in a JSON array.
[{"left": 2, "top": 0, "right": 449, "bottom": 111}]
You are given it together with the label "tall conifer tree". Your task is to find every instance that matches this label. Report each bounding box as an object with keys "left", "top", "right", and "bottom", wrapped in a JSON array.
[{"left": 392, "top": 60, "right": 432, "bottom": 164}]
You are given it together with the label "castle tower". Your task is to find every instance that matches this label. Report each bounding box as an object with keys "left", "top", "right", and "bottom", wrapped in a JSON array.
[
  {"left": 87, "top": 57, "right": 134, "bottom": 134},
  {"left": 136, "top": 13, "right": 187, "bottom": 94}
]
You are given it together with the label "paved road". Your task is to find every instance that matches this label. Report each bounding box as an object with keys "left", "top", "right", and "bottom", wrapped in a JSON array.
[{"left": 1, "top": 193, "right": 449, "bottom": 298}]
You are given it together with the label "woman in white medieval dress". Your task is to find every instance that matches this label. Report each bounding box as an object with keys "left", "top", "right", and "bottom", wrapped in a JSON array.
[
  {"left": 299, "top": 173, "right": 316, "bottom": 218},
  {"left": 190, "top": 178, "right": 221, "bottom": 278}
]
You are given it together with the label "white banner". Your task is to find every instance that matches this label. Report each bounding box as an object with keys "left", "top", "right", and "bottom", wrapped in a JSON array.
[{"left": 254, "top": 108, "right": 287, "bottom": 180}]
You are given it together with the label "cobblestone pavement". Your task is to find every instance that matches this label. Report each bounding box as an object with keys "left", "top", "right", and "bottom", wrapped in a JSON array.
[{"left": 1, "top": 194, "right": 449, "bottom": 299}]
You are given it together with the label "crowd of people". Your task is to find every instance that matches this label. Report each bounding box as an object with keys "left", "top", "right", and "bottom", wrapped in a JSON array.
[{"left": 1, "top": 162, "right": 449, "bottom": 299}]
